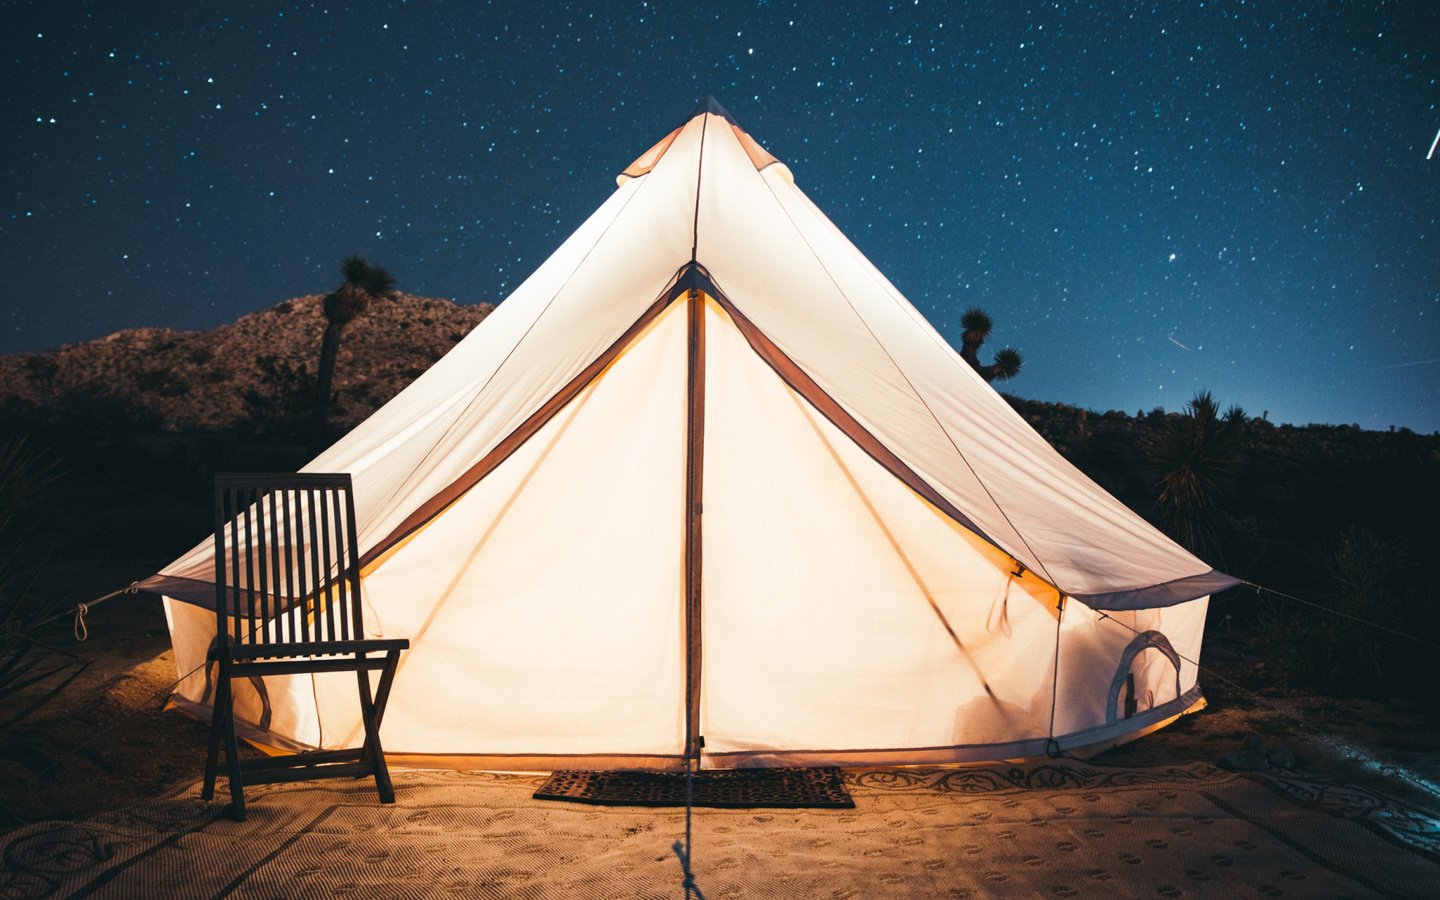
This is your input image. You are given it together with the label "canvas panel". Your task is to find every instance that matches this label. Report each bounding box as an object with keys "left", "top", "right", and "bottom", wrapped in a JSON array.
[
  {"left": 348, "top": 299, "right": 690, "bottom": 756},
  {"left": 698, "top": 298, "right": 1061, "bottom": 756},
  {"left": 777, "top": 173, "right": 1220, "bottom": 601},
  {"left": 689, "top": 121, "right": 1030, "bottom": 557},
  {"left": 329, "top": 115, "right": 699, "bottom": 555},
  {"left": 777, "top": 181, "right": 1210, "bottom": 591},
  {"left": 168, "top": 300, "right": 690, "bottom": 756},
  {"left": 152, "top": 115, "right": 708, "bottom": 591},
  {"left": 688, "top": 114, "right": 1217, "bottom": 603},
  {"left": 1051, "top": 595, "right": 1209, "bottom": 737}
]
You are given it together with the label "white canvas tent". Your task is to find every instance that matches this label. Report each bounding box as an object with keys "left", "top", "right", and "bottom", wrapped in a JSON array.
[{"left": 141, "top": 98, "right": 1236, "bottom": 770}]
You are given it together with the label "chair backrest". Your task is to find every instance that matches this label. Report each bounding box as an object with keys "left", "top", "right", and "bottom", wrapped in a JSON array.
[{"left": 213, "top": 473, "right": 364, "bottom": 653}]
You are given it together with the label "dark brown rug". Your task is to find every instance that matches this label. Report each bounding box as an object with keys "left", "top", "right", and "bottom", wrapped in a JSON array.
[{"left": 534, "top": 766, "right": 856, "bottom": 808}]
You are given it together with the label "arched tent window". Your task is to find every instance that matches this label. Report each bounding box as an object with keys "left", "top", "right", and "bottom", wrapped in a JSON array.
[{"left": 1107, "top": 631, "right": 1184, "bottom": 725}]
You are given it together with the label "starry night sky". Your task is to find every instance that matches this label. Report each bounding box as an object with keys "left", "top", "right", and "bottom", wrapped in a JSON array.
[{"left": 4, "top": 1, "right": 1438, "bottom": 431}]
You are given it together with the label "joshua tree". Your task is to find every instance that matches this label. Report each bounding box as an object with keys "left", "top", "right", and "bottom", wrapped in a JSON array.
[
  {"left": 959, "top": 307, "right": 1023, "bottom": 382},
  {"left": 1144, "top": 390, "right": 1243, "bottom": 560},
  {"left": 313, "top": 257, "right": 396, "bottom": 436}
]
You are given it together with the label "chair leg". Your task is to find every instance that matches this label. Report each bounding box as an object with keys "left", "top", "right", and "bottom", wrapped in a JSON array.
[
  {"left": 356, "top": 664, "right": 395, "bottom": 804},
  {"left": 371, "top": 650, "right": 404, "bottom": 802},
  {"left": 219, "top": 675, "right": 247, "bottom": 821},
  {"left": 371, "top": 652, "right": 401, "bottom": 729},
  {"left": 201, "top": 665, "right": 223, "bottom": 802}
]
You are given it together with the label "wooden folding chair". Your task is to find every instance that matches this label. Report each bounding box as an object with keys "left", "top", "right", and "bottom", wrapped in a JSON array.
[{"left": 202, "top": 472, "right": 409, "bottom": 820}]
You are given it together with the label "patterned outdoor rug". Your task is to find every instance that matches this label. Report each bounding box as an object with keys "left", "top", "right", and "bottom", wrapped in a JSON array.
[
  {"left": 534, "top": 767, "right": 854, "bottom": 808},
  {"left": 3, "top": 761, "right": 1438, "bottom": 898}
]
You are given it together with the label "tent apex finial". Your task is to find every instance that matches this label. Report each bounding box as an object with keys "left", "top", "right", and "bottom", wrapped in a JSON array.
[{"left": 691, "top": 95, "right": 734, "bottom": 123}]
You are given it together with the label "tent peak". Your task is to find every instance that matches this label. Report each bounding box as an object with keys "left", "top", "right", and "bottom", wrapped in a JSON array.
[
  {"left": 619, "top": 98, "right": 790, "bottom": 186},
  {"left": 689, "top": 95, "right": 736, "bottom": 125}
]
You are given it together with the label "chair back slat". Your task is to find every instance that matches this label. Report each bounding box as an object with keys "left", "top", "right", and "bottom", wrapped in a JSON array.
[
  {"left": 273, "top": 490, "right": 289, "bottom": 641},
  {"left": 317, "top": 486, "right": 336, "bottom": 641},
  {"left": 341, "top": 485, "right": 362, "bottom": 635},
  {"left": 262, "top": 490, "right": 279, "bottom": 640},
  {"left": 332, "top": 486, "right": 352, "bottom": 636},
  {"left": 289, "top": 488, "right": 308, "bottom": 641},
  {"left": 212, "top": 473, "right": 364, "bottom": 654},
  {"left": 303, "top": 488, "right": 322, "bottom": 642}
]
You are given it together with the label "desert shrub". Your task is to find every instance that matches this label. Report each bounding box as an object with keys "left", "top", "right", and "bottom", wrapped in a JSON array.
[
  {"left": 1277, "top": 526, "right": 1438, "bottom": 705},
  {"left": 134, "top": 367, "right": 189, "bottom": 398},
  {"left": 0, "top": 435, "right": 76, "bottom": 722},
  {"left": 240, "top": 356, "right": 313, "bottom": 440},
  {"left": 23, "top": 355, "right": 57, "bottom": 380},
  {"left": 44, "top": 389, "right": 163, "bottom": 436}
]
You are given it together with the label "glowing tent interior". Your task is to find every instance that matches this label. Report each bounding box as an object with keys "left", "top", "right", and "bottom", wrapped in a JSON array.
[{"left": 141, "top": 98, "right": 1237, "bottom": 770}]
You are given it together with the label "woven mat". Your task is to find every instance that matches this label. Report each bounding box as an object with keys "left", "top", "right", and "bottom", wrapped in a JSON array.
[
  {"left": 3, "top": 762, "right": 1439, "bottom": 898},
  {"left": 534, "top": 767, "right": 854, "bottom": 808}
]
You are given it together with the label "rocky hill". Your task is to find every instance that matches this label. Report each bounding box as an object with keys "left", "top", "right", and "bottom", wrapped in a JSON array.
[{"left": 0, "top": 293, "right": 493, "bottom": 432}]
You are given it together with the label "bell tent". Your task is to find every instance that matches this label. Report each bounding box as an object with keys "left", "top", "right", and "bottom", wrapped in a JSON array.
[{"left": 142, "top": 99, "right": 1236, "bottom": 770}]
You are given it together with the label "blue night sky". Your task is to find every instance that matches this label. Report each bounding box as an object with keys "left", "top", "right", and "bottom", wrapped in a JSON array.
[{"left": 4, "top": 1, "right": 1437, "bottom": 431}]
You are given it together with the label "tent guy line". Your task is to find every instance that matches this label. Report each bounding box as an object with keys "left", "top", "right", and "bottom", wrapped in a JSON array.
[{"left": 1238, "top": 581, "right": 1440, "bottom": 651}]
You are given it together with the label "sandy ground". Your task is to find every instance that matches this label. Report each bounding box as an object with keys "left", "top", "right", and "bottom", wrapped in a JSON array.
[{"left": 3, "top": 573, "right": 1440, "bottom": 831}]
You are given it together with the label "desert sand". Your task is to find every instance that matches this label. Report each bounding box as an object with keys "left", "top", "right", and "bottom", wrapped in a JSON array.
[{"left": 3, "top": 585, "right": 1440, "bottom": 897}]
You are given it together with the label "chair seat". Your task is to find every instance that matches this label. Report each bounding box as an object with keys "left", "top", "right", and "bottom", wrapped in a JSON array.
[{"left": 214, "top": 638, "right": 410, "bottom": 661}]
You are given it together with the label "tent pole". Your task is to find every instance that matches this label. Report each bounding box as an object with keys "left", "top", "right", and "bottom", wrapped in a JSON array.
[
  {"left": 683, "top": 288, "right": 707, "bottom": 768},
  {"left": 1046, "top": 591, "right": 1066, "bottom": 757}
]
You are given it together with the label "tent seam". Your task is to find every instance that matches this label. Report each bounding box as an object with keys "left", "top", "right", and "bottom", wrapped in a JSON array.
[{"left": 690, "top": 112, "right": 709, "bottom": 262}]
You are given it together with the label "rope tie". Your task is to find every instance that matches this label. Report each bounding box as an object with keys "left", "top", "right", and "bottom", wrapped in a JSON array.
[
  {"left": 672, "top": 759, "right": 705, "bottom": 900},
  {"left": 62, "top": 582, "right": 140, "bottom": 639},
  {"left": 671, "top": 839, "right": 704, "bottom": 900},
  {"left": 985, "top": 576, "right": 1013, "bottom": 636}
]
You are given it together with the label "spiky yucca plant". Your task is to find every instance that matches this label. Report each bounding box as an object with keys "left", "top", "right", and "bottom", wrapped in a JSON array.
[
  {"left": 313, "top": 257, "right": 397, "bottom": 436},
  {"left": 959, "top": 307, "right": 1024, "bottom": 383},
  {"left": 1145, "top": 390, "right": 1242, "bottom": 560},
  {"left": 0, "top": 436, "right": 74, "bottom": 723},
  {"left": 0, "top": 437, "right": 56, "bottom": 536},
  {"left": 990, "top": 347, "right": 1023, "bottom": 381}
]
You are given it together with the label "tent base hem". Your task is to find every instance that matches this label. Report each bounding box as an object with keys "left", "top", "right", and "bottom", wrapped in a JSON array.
[
  {"left": 702, "top": 685, "right": 1204, "bottom": 769},
  {"left": 167, "top": 687, "right": 1206, "bottom": 772}
]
